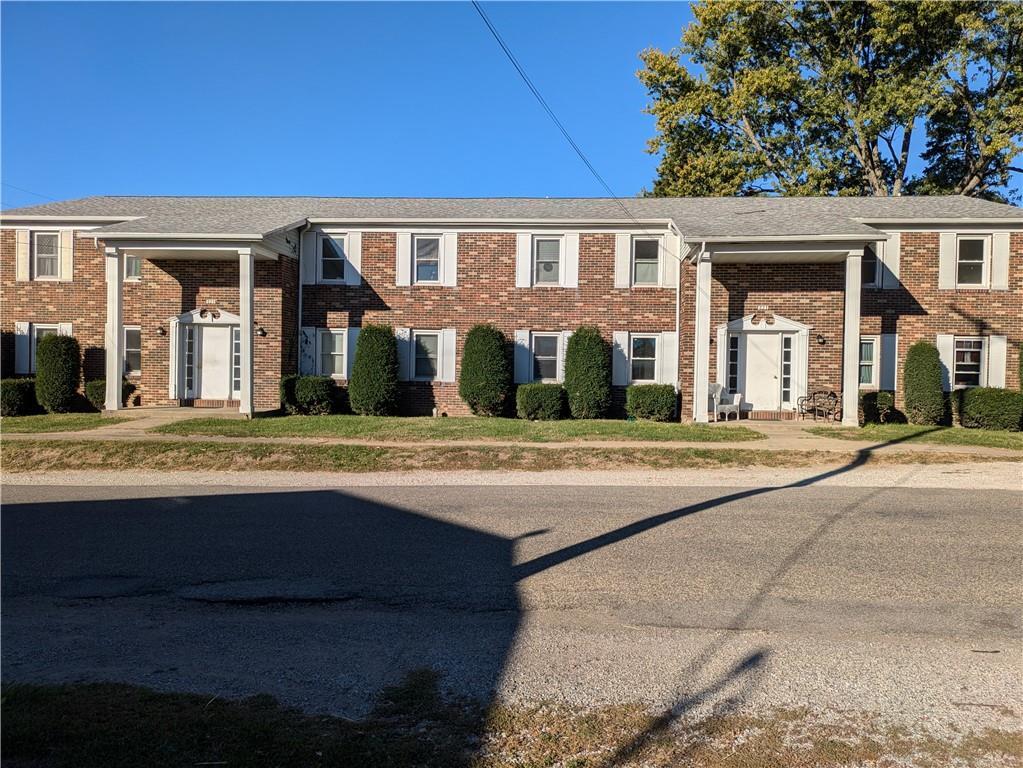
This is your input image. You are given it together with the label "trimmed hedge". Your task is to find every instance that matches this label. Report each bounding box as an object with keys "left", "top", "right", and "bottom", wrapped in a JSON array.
[
  {"left": 349, "top": 325, "right": 399, "bottom": 416},
  {"left": 1, "top": 378, "right": 38, "bottom": 417},
  {"left": 35, "top": 334, "right": 81, "bottom": 413},
  {"left": 516, "top": 383, "right": 565, "bottom": 420},
  {"left": 860, "top": 390, "right": 899, "bottom": 425},
  {"left": 280, "top": 374, "right": 300, "bottom": 415},
  {"left": 903, "top": 341, "right": 946, "bottom": 425},
  {"left": 459, "top": 324, "right": 511, "bottom": 416},
  {"left": 84, "top": 379, "right": 136, "bottom": 411},
  {"left": 958, "top": 387, "right": 1023, "bottom": 431},
  {"left": 626, "top": 384, "right": 677, "bottom": 422},
  {"left": 295, "top": 376, "right": 336, "bottom": 415},
  {"left": 563, "top": 326, "right": 611, "bottom": 419}
]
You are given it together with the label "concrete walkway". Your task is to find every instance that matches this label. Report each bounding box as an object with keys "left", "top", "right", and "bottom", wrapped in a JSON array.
[{"left": 4, "top": 411, "right": 1021, "bottom": 459}]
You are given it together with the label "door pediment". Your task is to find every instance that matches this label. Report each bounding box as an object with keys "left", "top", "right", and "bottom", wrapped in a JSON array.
[
  {"left": 718, "top": 313, "right": 811, "bottom": 334},
  {"left": 172, "top": 307, "right": 242, "bottom": 326}
]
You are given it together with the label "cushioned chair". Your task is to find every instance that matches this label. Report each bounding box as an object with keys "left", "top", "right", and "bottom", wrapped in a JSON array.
[{"left": 710, "top": 382, "right": 743, "bottom": 421}]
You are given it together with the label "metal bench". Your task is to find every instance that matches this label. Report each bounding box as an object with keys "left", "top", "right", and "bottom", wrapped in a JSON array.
[{"left": 797, "top": 390, "right": 841, "bottom": 422}]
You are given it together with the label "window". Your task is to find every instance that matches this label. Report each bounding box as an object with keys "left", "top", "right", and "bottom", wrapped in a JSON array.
[
  {"left": 232, "top": 327, "right": 241, "bottom": 393},
  {"left": 632, "top": 238, "right": 660, "bottom": 285},
  {"left": 862, "top": 243, "right": 879, "bottom": 286},
  {"left": 124, "top": 327, "right": 142, "bottom": 375},
  {"left": 33, "top": 232, "right": 59, "bottom": 279},
  {"left": 413, "top": 236, "right": 441, "bottom": 283},
  {"left": 781, "top": 336, "right": 793, "bottom": 403},
  {"left": 956, "top": 236, "right": 987, "bottom": 286},
  {"left": 630, "top": 335, "right": 658, "bottom": 382},
  {"left": 318, "top": 329, "right": 345, "bottom": 378},
  {"left": 726, "top": 335, "right": 739, "bottom": 393},
  {"left": 30, "top": 324, "right": 58, "bottom": 372},
  {"left": 184, "top": 326, "right": 196, "bottom": 395},
  {"left": 319, "top": 234, "right": 346, "bottom": 282},
  {"left": 413, "top": 331, "right": 440, "bottom": 380},
  {"left": 859, "top": 336, "right": 878, "bottom": 388},
  {"left": 531, "top": 334, "right": 560, "bottom": 381},
  {"left": 953, "top": 337, "right": 984, "bottom": 388},
  {"left": 533, "top": 238, "right": 561, "bottom": 285},
  {"left": 124, "top": 255, "right": 142, "bottom": 281}
]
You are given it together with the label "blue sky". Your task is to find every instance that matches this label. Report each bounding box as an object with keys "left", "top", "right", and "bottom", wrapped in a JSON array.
[{"left": 0, "top": 1, "right": 690, "bottom": 208}]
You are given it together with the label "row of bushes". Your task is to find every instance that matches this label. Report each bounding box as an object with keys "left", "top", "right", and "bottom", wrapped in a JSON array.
[
  {"left": 515, "top": 382, "right": 677, "bottom": 421},
  {"left": 1, "top": 376, "right": 135, "bottom": 417}
]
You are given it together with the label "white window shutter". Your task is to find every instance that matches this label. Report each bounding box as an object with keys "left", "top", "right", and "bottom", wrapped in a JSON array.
[
  {"left": 396, "top": 233, "right": 412, "bottom": 287},
  {"left": 299, "top": 327, "right": 316, "bottom": 374},
  {"left": 991, "top": 233, "right": 1010, "bottom": 290},
  {"left": 57, "top": 322, "right": 73, "bottom": 337},
  {"left": 987, "top": 334, "right": 1007, "bottom": 388},
  {"left": 515, "top": 233, "right": 532, "bottom": 288},
  {"left": 395, "top": 327, "right": 411, "bottom": 381},
  {"left": 14, "top": 321, "right": 30, "bottom": 374},
  {"left": 611, "top": 331, "right": 629, "bottom": 385},
  {"left": 562, "top": 233, "right": 579, "bottom": 288},
  {"left": 15, "top": 230, "right": 30, "bottom": 281},
  {"left": 938, "top": 233, "right": 955, "bottom": 289},
  {"left": 301, "top": 231, "right": 318, "bottom": 285},
  {"left": 440, "top": 328, "right": 457, "bottom": 382},
  {"left": 936, "top": 334, "right": 954, "bottom": 392},
  {"left": 59, "top": 229, "right": 74, "bottom": 281},
  {"left": 661, "top": 234, "right": 679, "bottom": 288},
  {"left": 880, "top": 333, "right": 898, "bottom": 391},
  {"left": 168, "top": 318, "right": 180, "bottom": 398},
  {"left": 659, "top": 331, "right": 679, "bottom": 388},
  {"left": 614, "top": 233, "right": 631, "bottom": 288},
  {"left": 346, "top": 232, "right": 362, "bottom": 287},
  {"left": 513, "top": 330, "right": 531, "bottom": 384},
  {"left": 880, "top": 234, "right": 900, "bottom": 289},
  {"left": 441, "top": 232, "right": 458, "bottom": 287},
  {"left": 558, "top": 330, "right": 572, "bottom": 382},
  {"left": 346, "top": 327, "right": 360, "bottom": 379}
]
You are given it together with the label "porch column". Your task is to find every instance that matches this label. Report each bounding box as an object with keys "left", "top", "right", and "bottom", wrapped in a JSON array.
[
  {"left": 841, "top": 249, "right": 862, "bottom": 426},
  {"left": 239, "top": 248, "right": 255, "bottom": 417},
  {"left": 104, "top": 247, "right": 124, "bottom": 411},
  {"left": 692, "top": 253, "right": 712, "bottom": 422}
]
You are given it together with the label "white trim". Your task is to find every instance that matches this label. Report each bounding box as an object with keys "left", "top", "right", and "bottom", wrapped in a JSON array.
[
  {"left": 861, "top": 242, "right": 881, "bottom": 288},
  {"left": 858, "top": 335, "right": 879, "bottom": 389},
  {"left": 412, "top": 234, "right": 442, "bottom": 285},
  {"left": 628, "top": 333, "right": 659, "bottom": 383},
  {"left": 529, "top": 331, "right": 563, "bottom": 383},
  {"left": 841, "top": 251, "right": 862, "bottom": 426},
  {"left": 316, "top": 327, "right": 348, "bottom": 380},
  {"left": 411, "top": 329, "right": 443, "bottom": 381},
  {"left": 28, "top": 323, "right": 59, "bottom": 373},
  {"left": 631, "top": 235, "right": 662, "bottom": 287},
  {"left": 317, "top": 232, "right": 348, "bottom": 285},
  {"left": 123, "top": 254, "right": 142, "bottom": 281},
  {"left": 954, "top": 233, "right": 991, "bottom": 289},
  {"left": 123, "top": 325, "right": 142, "bottom": 376},
  {"left": 532, "top": 234, "right": 564, "bottom": 287},
  {"left": 32, "top": 230, "right": 60, "bottom": 280},
  {"left": 952, "top": 336, "right": 987, "bottom": 389}
]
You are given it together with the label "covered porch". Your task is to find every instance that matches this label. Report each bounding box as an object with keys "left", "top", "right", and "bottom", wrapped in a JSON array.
[{"left": 687, "top": 238, "right": 877, "bottom": 427}]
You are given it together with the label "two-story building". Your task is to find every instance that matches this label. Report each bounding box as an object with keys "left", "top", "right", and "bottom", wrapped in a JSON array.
[{"left": 2, "top": 195, "right": 1020, "bottom": 424}]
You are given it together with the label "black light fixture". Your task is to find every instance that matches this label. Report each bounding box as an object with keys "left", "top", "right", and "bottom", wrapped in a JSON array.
[
  {"left": 816, "top": 333, "right": 826, "bottom": 345},
  {"left": 156, "top": 326, "right": 166, "bottom": 337},
  {"left": 256, "top": 327, "right": 267, "bottom": 338}
]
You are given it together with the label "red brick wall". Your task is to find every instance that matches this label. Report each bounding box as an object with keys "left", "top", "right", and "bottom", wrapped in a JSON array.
[{"left": 302, "top": 232, "right": 678, "bottom": 415}]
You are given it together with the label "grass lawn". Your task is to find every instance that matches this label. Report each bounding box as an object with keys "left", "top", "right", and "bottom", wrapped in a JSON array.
[
  {"left": 806, "top": 423, "right": 1023, "bottom": 451},
  {"left": 153, "top": 414, "right": 765, "bottom": 443},
  {"left": 2, "top": 413, "right": 130, "bottom": 433},
  {"left": 2, "top": 680, "right": 1019, "bottom": 768},
  {"left": 1, "top": 439, "right": 1004, "bottom": 473}
]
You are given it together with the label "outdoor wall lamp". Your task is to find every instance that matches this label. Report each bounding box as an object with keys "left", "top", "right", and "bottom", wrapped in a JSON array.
[
  {"left": 156, "top": 326, "right": 166, "bottom": 337},
  {"left": 256, "top": 327, "right": 267, "bottom": 337},
  {"left": 816, "top": 333, "right": 826, "bottom": 345}
]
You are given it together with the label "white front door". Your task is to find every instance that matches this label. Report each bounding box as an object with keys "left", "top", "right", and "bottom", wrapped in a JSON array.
[
  {"left": 742, "top": 332, "right": 781, "bottom": 411},
  {"left": 197, "top": 325, "right": 231, "bottom": 400}
]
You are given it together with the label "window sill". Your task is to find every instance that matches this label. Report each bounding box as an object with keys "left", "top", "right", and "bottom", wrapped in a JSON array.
[
  {"left": 951, "top": 284, "right": 990, "bottom": 290},
  {"left": 317, "top": 280, "right": 348, "bottom": 286}
]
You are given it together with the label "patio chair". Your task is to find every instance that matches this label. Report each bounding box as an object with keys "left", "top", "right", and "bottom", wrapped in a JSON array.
[{"left": 710, "top": 382, "right": 743, "bottom": 422}]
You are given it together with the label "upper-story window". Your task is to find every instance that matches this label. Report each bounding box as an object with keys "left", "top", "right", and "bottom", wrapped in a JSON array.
[
  {"left": 632, "top": 239, "right": 660, "bottom": 286},
  {"left": 956, "top": 235, "right": 988, "bottom": 287},
  {"left": 414, "top": 235, "right": 441, "bottom": 284},
  {"left": 533, "top": 237, "right": 562, "bottom": 285},
  {"left": 319, "top": 234, "right": 347, "bottom": 283},
  {"left": 33, "top": 232, "right": 59, "bottom": 279},
  {"left": 124, "top": 255, "right": 142, "bottom": 281},
  {"left": 861, "top": 243, "right": 879, "bottom": 286}
]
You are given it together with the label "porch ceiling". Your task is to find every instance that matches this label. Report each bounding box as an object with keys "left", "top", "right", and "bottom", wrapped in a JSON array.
[{"left": 706, "top": 240, "right": 866, "bottom": 264}]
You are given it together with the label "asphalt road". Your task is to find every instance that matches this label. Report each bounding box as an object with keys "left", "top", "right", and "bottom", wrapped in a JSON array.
[{"left": 2, "top": 481, "right": 1020, "bottom": 731}]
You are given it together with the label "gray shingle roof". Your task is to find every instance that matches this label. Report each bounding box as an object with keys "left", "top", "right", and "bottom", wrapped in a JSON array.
[{"left": 2, "top": 195, "right": 1020, "bottom": 240}]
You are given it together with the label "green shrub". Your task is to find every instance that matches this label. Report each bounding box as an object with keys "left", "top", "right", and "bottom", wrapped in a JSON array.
[
  {"left": 626, "top": 384, "right": 677, "bottom": 421},
  {"left": 84, "top": 379, "right": 136, "bottom": 411},
  {"left": 516, "top": 383, "right": 565, "bottom": 420},
  {"left": 35, "top": 334, "right": 81, "bottom": 413},
  {"left": 903, "top": 341, "right": 946, "bottom": 425},
  {"left": 459, "top": 324, "right": 511, "bottom": 416},
  {"left": 280, "top": 374, "right": 300, "bottom": 415},
  {"left": 563, "top": 326, "right": 611, "bottom": 419},
  {"left": 348, "top": 325, "right": 399, "bottom": 416},
  {"left": 959, "top": 387, "right": 1023, "bottom": 431},
  {"left": 860, "top": 390, "right": 898, "bottom": 425},
  {"left": 0, "top": 378, "right": 38, "bottom": 416},
  {"left": 295, "top": 376, "right": 336, "bottom": 415}
]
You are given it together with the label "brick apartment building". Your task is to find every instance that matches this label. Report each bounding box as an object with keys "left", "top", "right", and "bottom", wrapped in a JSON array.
[{"left": 1, "top": 195, "right": 1020, "bottom": 425}]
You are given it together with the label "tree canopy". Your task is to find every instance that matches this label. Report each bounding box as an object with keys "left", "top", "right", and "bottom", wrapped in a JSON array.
[{"left": 639, "top": 0, "right": 1022, "bottom": 200}]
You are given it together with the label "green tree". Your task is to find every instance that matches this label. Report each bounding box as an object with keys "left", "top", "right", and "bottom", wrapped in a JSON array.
[
  {"left": 563, "top": 326, "right": 612, "bottom": 419},
  {"left": 639, "top": 0, "right": 1022, "bottom": 200},
  {"left": 349, "top": 325, "right": 399, "bottom": 416},
  {"left": 459, "top": 324, "right": 512, "bottom": 416}
]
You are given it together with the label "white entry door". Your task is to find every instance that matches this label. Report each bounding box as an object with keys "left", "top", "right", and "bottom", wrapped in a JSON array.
[
  {"left": 741, "top": 333, "right": 781, "bottom": 411},
  {"left": 197, "top": 325, "right": 231, "bottom": 400}
]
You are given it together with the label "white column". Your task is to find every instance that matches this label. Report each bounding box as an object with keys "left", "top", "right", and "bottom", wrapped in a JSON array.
[
  {"left": 104, "top": 247, "right": 124, "bottom": 411},
  {"left": 239, "top": 248, "right": 255, "bottom": 417},
  {"left": 692, "top": 254, "right": 712, "bottom": 422},
  {"left": 842, "top": 250, "right": 862, "bottom": 426}
]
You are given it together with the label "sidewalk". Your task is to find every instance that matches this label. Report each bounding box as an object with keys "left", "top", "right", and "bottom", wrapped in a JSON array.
[{"left": 4, "top": 412, "right": 1021, "bottom": 459}]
